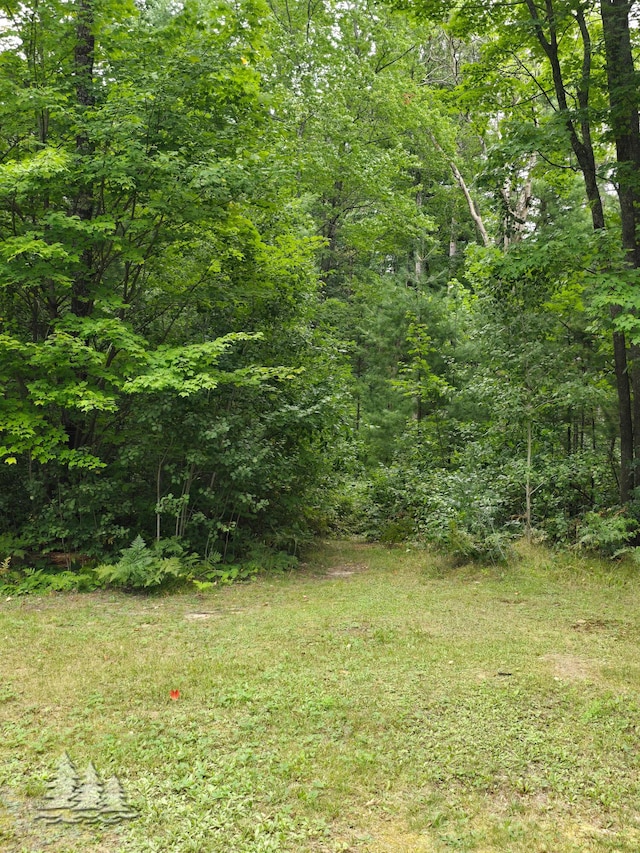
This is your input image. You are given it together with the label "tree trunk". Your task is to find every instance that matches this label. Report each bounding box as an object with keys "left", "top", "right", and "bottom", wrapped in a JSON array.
[
  {"left": 601, "top": 0, "right": 640, "bottom": 267},
  {"left": 71, "top": 0, "right": 96, "bottom": 318},
  {"left": 601, "top": 0, "right": 640, "bottom": 499},
  {"left": 525, "top": 418, "right": 533, "bottom": 538},
  {"left": 428, "top": 131, "right": 490, "bottom": 247},
  {"left": 414, "top": 188, "right": 425, "bottom": 279},
  {"left": 611, "top": 316, "right": 634, "bottom": 502},
  {"left": 64, "top": 0, "right": 96, "bottom": 452},
  {"left": 524, "top": 0, "right": 634, "bottom": 502}
]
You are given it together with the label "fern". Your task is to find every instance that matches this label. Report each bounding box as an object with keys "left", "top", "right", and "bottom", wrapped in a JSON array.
[
  {"left": 96, "top": 537, "right": 190, "bottom": 589},
  {"left": 0, "top": 568, "right": 97, "bottom": 595}
]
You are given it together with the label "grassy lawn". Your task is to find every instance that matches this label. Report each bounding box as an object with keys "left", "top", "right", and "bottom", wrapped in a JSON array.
[{"left": 2, "top": 540, "right": 640, "bottom": 852}]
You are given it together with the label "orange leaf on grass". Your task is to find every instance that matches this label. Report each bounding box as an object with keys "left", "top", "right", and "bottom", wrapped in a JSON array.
[{"left": 170, "top": 689, "right": 180, "bottom": 700}]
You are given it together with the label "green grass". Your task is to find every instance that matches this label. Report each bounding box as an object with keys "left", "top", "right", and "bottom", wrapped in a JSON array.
[{"left": 2, "top": 540, "right": 640, "bottom": 852}]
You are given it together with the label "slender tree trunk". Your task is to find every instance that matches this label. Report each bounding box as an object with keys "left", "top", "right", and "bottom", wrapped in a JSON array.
[
  {"left": 71, "top": 0, "right": 95, "bottom": 318},
  {"left": 414, "top": 188, "right": 424, "bottom": 279},
  {"left": 63, "top": 0, "right": 97, "bottom": 452},
  {"left": 156, "top": 456, "right": 165, "bottom": 543},
  {"left": 428, "top": 132, "right": 490, "bottom": 247},
  {"left": 525, "top": 418, "right": 533, "bottom": 538},
  {"left": 447, "top": 158, "right": 490, "bottom": 247}
]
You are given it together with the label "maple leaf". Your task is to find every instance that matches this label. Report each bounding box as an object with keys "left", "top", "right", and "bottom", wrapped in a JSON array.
[{"left": 169, "top": 689, "right": 180, "bottom": 700}]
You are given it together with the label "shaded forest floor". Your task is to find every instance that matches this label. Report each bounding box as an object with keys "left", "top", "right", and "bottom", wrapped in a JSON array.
[{"left": 1, "top": 540, "right": 640, "bottom": 852}]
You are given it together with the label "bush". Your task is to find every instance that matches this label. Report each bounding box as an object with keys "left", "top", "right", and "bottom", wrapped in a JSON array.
[
  {"left": 574, "top": 510, "right": 637, "bottom": 557},
  {"left": 340, "top": 464, "right": 518, "bottom": 562}
]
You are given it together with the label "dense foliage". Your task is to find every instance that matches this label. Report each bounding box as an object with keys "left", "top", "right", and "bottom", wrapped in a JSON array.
[
  {"left": 1, "top": 0, "right": 639, "bottom": 580},
  {"left": 0, "top": 0, "right": 346, "bottom": 569}
]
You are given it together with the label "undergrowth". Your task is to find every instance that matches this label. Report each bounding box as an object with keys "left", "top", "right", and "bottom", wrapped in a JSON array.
[{"left": 0, "top": 537, "right": 299, "bottom": 595}]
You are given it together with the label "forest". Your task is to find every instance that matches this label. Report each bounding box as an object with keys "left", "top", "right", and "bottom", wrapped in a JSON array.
[{"left": 1, "top": 0, "right": 640, "bottom": 587}]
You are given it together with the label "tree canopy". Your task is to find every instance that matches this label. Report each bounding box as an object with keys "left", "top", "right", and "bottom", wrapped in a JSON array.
[{"left": 1, "top": 0, "right": 639, "bottom": 575}]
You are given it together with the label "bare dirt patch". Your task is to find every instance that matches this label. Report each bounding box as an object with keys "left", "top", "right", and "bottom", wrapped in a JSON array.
[
  {"left": 571, "top": 618, "right": 619, "bottom": 632},
  {"left": 365, "top": 820, "right": 436, "bottom": 852},
  {"left": 184, "top": 611, "right": 220, "bottom": 620},
  {"left": 542, "top": 653, "right": 595, "bottom": 681},
  {"left": 325, "top": 562, "right": 368, "bottom": 579},
  {"left": 183, "top": 606, "right": 248, "bottom": 620}
]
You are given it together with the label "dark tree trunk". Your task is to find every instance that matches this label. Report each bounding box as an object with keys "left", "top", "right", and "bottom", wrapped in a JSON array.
[
  {"left": 65, "top": 0, "right": 96, "bottom": 452},
  {"left": 601, "top": 0, "right": 640, "bottom": 498},
  {"left": 601, "top": 0, "right": 640, "bottom": 267},
  {"left": 71, "top": 0, "right": 95, "bottom": 318},
  {"left": 525, "top": 0, "right": 634, "bottom": 502},
  {"left": 610, "top": 322, "right": 634, "bottom": 504}
]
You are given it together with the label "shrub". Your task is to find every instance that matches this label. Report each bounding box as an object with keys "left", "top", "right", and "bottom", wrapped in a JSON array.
[{"left": 574, "top": 510, "right": 637, "bottom": 557}]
